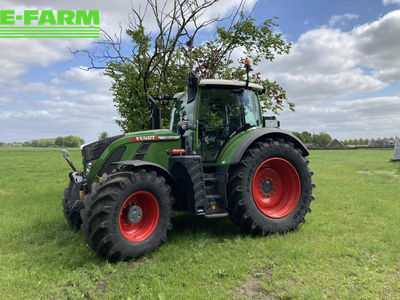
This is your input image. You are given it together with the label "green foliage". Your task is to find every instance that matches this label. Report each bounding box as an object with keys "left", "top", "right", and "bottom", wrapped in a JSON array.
[
  {"left": 181, "top": 14, "right": 293, "bottom": 115},
  {"left": 301, "top": 131, "right": 312, "bottom": 143},
  {"left": 98, "top": 132, "right": 109, "bottom": 140},
  {"left": 54, "top": 136, "right": 85, "bottom": 148},
  {"left": 311, "top": 132, "right": 332, "bottom": 147},
  {"left": 342, "top": 138, "right": 370, "bottom": 145},
  {"left": 291, "top": 131, "right": 313, "bottom": 143},
  {"left": 292, "top": 131, "right": 305, "bottom": 142},
  {"left": 29, "top": 138, "right": 57, "bottom": 148}
]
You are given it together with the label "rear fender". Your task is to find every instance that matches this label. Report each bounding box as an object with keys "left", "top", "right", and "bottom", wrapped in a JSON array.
[{"left": 230, "top": 128, "right": 309, "bottom": 165}]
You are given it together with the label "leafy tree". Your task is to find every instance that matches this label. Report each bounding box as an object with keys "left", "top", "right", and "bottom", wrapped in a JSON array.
[
  {"left": 76, "top": 0, "right": 292, "bottom": 132},
  {"left": 99, "top": 132, "right": 109, "bottom": 140},
  {"left": 311, "top": 132, "right": 332, "bottom": 147},
  {"left": 55, "top": 137, "right": 64, "bottom": 147},
  {"left": 62, "top": 136, "right": 85, "bottom": 147},
  {"left": 301, "top": 131, "right": 312, "bottom": 143},
  {"left": 292, "top": 131, "right": 304, "bottom": 142},
  {"left": 54, "top": 136, "right": 85, "bottom": 148}
]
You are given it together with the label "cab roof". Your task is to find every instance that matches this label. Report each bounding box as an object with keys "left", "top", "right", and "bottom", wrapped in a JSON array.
[
  {"left": 199, "top": 79, "right": 263, "bottom": 91},
  {"left": 173, "top": 79, "right": 264, "bottom": 99}
]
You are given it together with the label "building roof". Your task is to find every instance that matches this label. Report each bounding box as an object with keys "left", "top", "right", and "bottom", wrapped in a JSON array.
[
  {"left": 327, "top": 139, "right": 346, "bottom": 148},
  {"left": 199, "top": 79, "right": 264, "bottom": 91}
]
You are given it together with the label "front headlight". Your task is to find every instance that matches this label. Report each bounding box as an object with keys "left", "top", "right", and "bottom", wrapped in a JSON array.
[{"left": 86, "top": 162, "right": 94, "bottom": 174}]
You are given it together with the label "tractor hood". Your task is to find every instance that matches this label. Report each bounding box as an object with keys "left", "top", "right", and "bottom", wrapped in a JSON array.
[
  {"left": 82, "top": 129, "right": 181, "bottom": 180},
  {"left": 124, "top": 129, "right": 179, "bottom": 141},
  {"left": 81, "top": 134, "right": 124, "bottom": 164},
  {"left": 82, "top": 129, "right": 179, "bottom": 164}
]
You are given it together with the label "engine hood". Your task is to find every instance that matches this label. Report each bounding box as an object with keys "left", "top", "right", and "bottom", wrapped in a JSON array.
[{"left": 124, "top": 129, "right": 179, "bottom": 139}]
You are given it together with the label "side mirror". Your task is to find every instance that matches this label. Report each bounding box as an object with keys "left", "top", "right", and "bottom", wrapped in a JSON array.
[
  {"left": 178, "top": 111, "right": 195, "bottom": 134},
  {"left": 187, "top": 72, "right": 199, "bottom": 103},
  {"left": 179, "top": 110, "right": 186, "bottom": 118}
]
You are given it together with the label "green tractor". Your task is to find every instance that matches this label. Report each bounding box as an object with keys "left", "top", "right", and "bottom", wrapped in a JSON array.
[{"left": 62, "top": 70, "right": 314, "bottom": 261}]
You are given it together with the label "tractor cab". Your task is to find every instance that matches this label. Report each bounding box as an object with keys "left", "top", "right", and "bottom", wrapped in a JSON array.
[{"left": 170, "top": 78, "right": 264, "bottom": 162}]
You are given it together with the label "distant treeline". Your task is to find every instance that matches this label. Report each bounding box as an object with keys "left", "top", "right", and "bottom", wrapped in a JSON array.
[
  {"left": 341, "top": 138, "right": 396, "bottom": 146},
  {"left": 0, "top": 136, "right": 85, "bottom": 148},
  {"left": 291, "top": 131, "right": 397, "bottom": 147},
  {"left": 291, "top": 131, "right": 332, "bottom": 147}
]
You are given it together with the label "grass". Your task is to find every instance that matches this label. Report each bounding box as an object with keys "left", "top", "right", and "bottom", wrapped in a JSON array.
[{"left": 0, "top": 148, "right": 399, "bottom": 299}]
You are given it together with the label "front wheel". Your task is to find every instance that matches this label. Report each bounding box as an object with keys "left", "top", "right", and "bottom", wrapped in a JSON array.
[
  {"left": 228, "top": 138, "right": 315, "bottom": 235},
  {"left": 81, "top": 169, "right": 174, "bottom": 261}
]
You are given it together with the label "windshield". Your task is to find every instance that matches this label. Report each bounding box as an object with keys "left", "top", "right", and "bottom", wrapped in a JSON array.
[{"left": 198, "top": 87, "right": 261, "bottom": 161}]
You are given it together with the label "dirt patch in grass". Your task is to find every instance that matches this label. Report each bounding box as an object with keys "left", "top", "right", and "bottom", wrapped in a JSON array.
[
  {"left": 97, "top": 280, "right": 107, "bottom": 292},
  {"left": 236, "top": 270, "right": 277, "bottom": 299}
]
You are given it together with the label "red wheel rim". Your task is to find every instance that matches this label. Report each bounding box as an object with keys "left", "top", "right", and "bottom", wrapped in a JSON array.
[
  {"left": 252, "top": 157, "right": 301, "bottom": 218},
  {"left": 119, "top": 191, "right": 159, "bottom": 242}
]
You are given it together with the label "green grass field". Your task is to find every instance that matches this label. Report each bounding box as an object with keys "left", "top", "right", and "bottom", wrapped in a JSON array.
[{"left": 0, "top": 148, "right": 399, "bottom": 299}]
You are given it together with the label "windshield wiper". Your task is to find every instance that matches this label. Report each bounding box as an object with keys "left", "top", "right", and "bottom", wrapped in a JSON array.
[{"left": 229, "top": 123, "right": 255, "bottom": 138}]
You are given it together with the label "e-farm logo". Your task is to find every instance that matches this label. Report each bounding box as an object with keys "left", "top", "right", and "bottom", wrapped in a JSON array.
[{"left": 0, "top": 10, "right": 100, "bottom": 38}]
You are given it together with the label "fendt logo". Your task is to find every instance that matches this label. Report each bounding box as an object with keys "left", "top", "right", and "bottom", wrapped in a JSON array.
[{"left": 0, "top": 10, "right": 100, "bottom": 38}]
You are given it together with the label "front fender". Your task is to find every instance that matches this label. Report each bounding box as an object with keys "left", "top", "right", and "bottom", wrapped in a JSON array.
[
  {"left": 116, "top": 160, "right": 174, "bottom": 180},
  {"left": 115, "top": 160, "right": 180, "bottom": 209}
]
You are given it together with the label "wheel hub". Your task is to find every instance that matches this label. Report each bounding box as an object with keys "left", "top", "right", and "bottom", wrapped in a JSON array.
[
  {"left": 127, "top": 205, "right": 143, "bottom": 224},
  {"left": 260, "top": 179, "right": 273, "bottom": 195},
  {"left": 252, "top": 157, "right": 301, "bottom": 218}
]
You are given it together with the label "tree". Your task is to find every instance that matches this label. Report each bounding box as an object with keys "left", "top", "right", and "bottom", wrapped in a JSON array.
[
  {"left": 292, "top": 131, "right": 304, "bottom": 142},
  {"left": 99, "top": 132, "right": 109, "bottom": 140},
  {"left": 301, "top": 131, "right": 312, "bottom": 143},
  {"left": 75, "top": 0, "right": 292, "bottom": 132},
  {"left": 55, "top": 136, "right": 64, "bottom": 147},
  {"left": 54, "top": 136, "right": 85, "bottom": 148},
  {"left": 311, "top": 132, "right": 332, "bottom": 147}
]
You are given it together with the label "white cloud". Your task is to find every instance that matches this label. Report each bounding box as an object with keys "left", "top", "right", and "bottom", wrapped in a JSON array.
[
  {"left": 383, "top": 0, "right": 400, "bottom": 5},
  {"left": 55, "top": 67, "right": 112, "bottom": 92},
  {"left": 353, "top": 10, "right": 400, "bottom": 82},
  {"left": 329, "top": 13, "right": 359, "bottom": 27},
  {"left": 261, "top": 10, "right": 400, "bottom": 104},
  {"left": 258, "top": 10, "right": 400, "bottom": 139},
  {"left": 278, "top": 96, "right": 400, "bottom": 139}
]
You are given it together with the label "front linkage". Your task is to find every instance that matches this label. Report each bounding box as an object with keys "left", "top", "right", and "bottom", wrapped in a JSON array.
[{"left": 61, "top": 150, "right": 86, "bottom": 229}]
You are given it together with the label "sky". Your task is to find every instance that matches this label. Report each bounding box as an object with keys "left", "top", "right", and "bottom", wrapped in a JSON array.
[{"left": 1, "top": 0, "right": 400, "bottom": 143}]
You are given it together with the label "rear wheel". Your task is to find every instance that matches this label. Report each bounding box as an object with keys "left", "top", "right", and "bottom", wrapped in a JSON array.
[
  {"left": 81, "top": 169, "right": 174, "bottom": 261},
  {"left": 228, "top": 138, "right": 314, "bottom": 235}
]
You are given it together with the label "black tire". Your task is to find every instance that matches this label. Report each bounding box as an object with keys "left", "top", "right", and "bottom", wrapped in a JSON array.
[
  {"left": 62, "top": 180, "right": 83, "bottom": 230},
  {"left": 227, "top": 138, "right": 315, "bottom": 235},
  {"left": 81, "top": 169, "right": 174, "bottom": 261}
]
